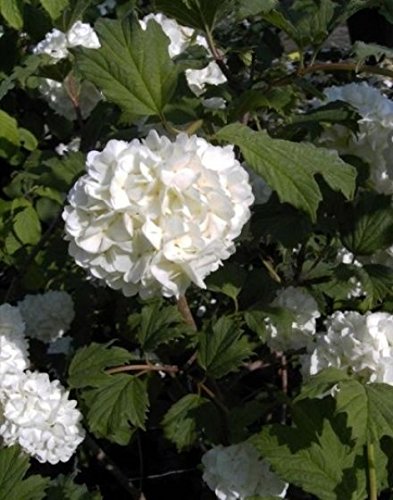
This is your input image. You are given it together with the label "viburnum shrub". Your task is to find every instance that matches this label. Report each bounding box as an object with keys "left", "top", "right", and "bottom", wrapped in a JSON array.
[{"left": 1, "top": 0, "right": 393, "bottom": 498}]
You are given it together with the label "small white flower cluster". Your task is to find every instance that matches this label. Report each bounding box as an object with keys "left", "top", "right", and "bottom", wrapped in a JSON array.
[
  {"left": 305, "top": 310, "right": 393, "bottom": 384},
  {"left": 0, "top": 294, "right": 84, "bottom": 464},
  {"left": 140, "top": 13, "right": 226, "bottom": 96},
  {"left": 320, "top": 82, "right": 393, "bottom": 195},
  {"left": 336, "top": 247, "right": 366, "bottom": 299},
  {"left": 38, "top": 78, "right": 101, "bottom": 121},
  {"left": 33, "top": 21, "right": 101, "bottom": 120},
  {"left": 63, "top": 131, "right": 254, "bottom": 299},
  {"left": 33, "top": 21, "right": 100, "bottom": 60},
  {"left": 18, "top": 291, "right": 75, "bottom": 343},
  {"left": 202, "top": 442, "right": 288, "bottom": 499},
  {"left": 265, "top": 286, "right": 321, "bottom": 351}
]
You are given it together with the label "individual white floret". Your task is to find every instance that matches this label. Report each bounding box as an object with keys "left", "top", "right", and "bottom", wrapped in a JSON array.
[
  {"left": 202, "top": 442, "right": 288, "bottom": 500},
  {"left": 0, "top": 304, "right": 29, "bottom": 377},
  {"left": 0, "top": 371, "right": 85, "bottom": 464},
  {"left": 18, "top": 291, "right": 75, "bottom": 343},
  {"left": 63, "top": 131, "right": 254, "bottom": 299},
  {"left": 265, "top": 286, "right": 320, "bottom": 351},
  {"left": 33, "top": 29, "right": 68, "bottom": 60},
  {"left": 66, "top": 21, "right": 101, "bottom": 49}
]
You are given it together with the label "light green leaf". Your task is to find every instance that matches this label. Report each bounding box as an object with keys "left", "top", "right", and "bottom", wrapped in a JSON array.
[
  {"left": 77, "top": 18, "right": 178, "bottom": 117},
  {"left": 18, "top": 128, "right": 38, "bottom": 151},
  {"left": 340, "top": 194, "right": 393, "bottom": 255},
  {"left": 217, "top": 123, "right": 356, "bottom": 221},
  {"left": 0, "top": 446, "right": 49, "bottom": 500},
  {"left": 206, "top": 262, "right": 247, "bottom": 302},
  {"left": 84, "top": 375, "right": 149, "bottom": 444},
  {"left": 0, "top": 0, "right": 23, "bottom": 29},
  {"left": 198, "top": 316, "right": 253, "bottom": 378},
  {"left": 68, "top": 342, "right": 132, "bottom": 389},
  {"left": 39, "top": 0, "right": 68, "bottom": 20},
  {"left": 0, "top": 109, "right": 20, "bottom": 157},
  {"left": 13, "top": 204, "right": 41, "bottom": 245},
  {"left": 128, "top": 300, "right": 189, "bottom": 352},
  {"left": 336, "top": 380, "right": 393, "bottom": 443},
  {"left": 253, "top": 414, "right": 364, "bottom": 499},
  {"left": 162, "top": 394, "right": 209, "bottom": 451}
]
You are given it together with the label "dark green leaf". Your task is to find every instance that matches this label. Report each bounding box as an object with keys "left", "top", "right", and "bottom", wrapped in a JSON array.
[
  {"left": 198, "top": 316, "right": 253, "bottom": 377},
  {"left": 206, "top": 262, "right": 247, "bottom": 302},
  {"left": 235, "top": 0, "right": 277, "bottom": 20},
  {"left": 68, "top": 342, "right": 132, "bottom": 389},
  {"left": 340, "top": 193, "right": 393, "bottom": 255},
  {"left": 217, "top": 124, "right": 356, "bottom": 221},
  {"left": 77, "top": 18, "right": 178, "bottom": 117},
  {"left": 84, "top": 375, "right": 149, "bottom": 444},
  {"left": 0, "top": 446, "right": 49, "bottom": 500},
  {"left": 128, "top": 300, "right": 189, "bottom": 352},
  {"left": 162, "top": 394, "right": 209, "bottom": 451},
  {"left": 47, "top": 475, "right": 101, "bottom": 500},
  {"left": 296, "top": 368, "right": 351, "bottom": 401}
]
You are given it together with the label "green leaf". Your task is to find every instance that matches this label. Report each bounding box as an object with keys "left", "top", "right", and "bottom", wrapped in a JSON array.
[
  {"left": 41, "top": 152, "right": 85, "bottom": 191},
  {"left": 162, "top": 394, "right": 209, "bottom": 451},
  {"left": 216, "top": 123, "right": 356, "bottom": 221},
  {"left": 198, "top": 316, "right": 253, "bottom": 377},
  {"left": 0, "top": 109, "right": 20, "bottom": 157},
  {"left": 77, "top": 18, "right": 178, "bottom": 118},
  {"left": 340, "top": 194, "right": 393, "bottom": 255},
  {"left": 19, "top": 128, "right": 38, "bottom": 151},
  {"left": 0, "top": 0, "right": 23, "bottom": 29},
  {"left": 336, "top": 380, "right": 393, "bottom": 443},
  {"left": 235, "top": 0, "right": 277, "bottom": 20},
  {"left": 206, "top": 262, "right": 247, "bottom": 302},
  {"left": 296, "top": 368, "right": 351, "bottom": 401},
  {"left": 360, "top": 264, "right": 393, "bottom": 308},
  {"left": 0, "top": 446, "right": 49, "bottom": 500},
  {"left": 352, "top": 41, "right": 393, "bottom": 66},
  {"left": 13, "top": 204, "right": 41, "bottom": 245},
  {"left": 68, "top": 342, "right": 132, "bottom": 389},
  {"left": 84, "top": 375, "right": 149, "bottom": 444},
  {"left": 47, "top": 475, "right": 101, "bottom": 500},
  {"left": 253, "top": 410, "right": 364, "bottom": 499},
  {"left": 155, "top": 0, "right": 230, "bottom": 32},
  {"left": 128, "top": 300, "right": 189, "bottom": 352},
  {"left": 39, "top": 0, "right": 68, "bottom": 20}
]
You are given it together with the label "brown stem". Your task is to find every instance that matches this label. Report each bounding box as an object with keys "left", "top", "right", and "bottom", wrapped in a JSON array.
[
  {"left": 106, "top": 363, "right": 179, "bottom": 375},
  {"left": 177, "top": 295, "right": 197, "bottom": 330},
  {"left": 279, "top": 353, "right": 288, "bottom": 425}
]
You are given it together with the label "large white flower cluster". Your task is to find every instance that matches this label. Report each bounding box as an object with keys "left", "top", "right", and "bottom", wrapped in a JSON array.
[
  {"left": 320, "top": 82, "right": 393, "bottom": 195},
  {"left": 305, "top": 310, "right": 393, "bottom": 384},
  {"left": 140, "top": 13, "right": 226, "bottom": 96},
  {"left": 18, "top": 291, "right": 75, "bottom": 343},
  {"left": 0, "top": 296, "right": 84, "bottom": 464},
  {"left": 62, "top": 131, "right": 254, "bottom": 299},
  {"left": 0, "top": 304, "right": 29, "bottom": 376},
  {"left": 0, "top": 371, "right": 84, "bottom": 464},
  {"left": 33, "top": 21, "right": 100, "bottom": 60},
  {"left": 265, "top": 286, "right": 320, "bottom": 351},
  {"left": 38, "top": 78, "right": 101, "bottom": 121},
  {"left": 202, "top": 442, "right": 288, "bottom": 499}
]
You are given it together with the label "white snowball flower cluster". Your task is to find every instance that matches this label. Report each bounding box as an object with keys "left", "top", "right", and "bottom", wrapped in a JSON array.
[
  {"left": 320, "top": 82, "right": 393, "bottom": 194},
  {"left": 0, "top": 371, "right": 85, "bottom": 464},
  {"left": 18, "top": 291, "right": 75, "bottom": 343},
  {"left": 63, "top": 131, "right": 254, "bottom": 299},
  {"left": 305, "top": 310, "right": 393, "bottom": 384},
  {"left": 0, "top": 304, "right": 29, "bottom": 378},
  {"left": 140, "top": 13, "right": 226, "bottom": 96},
  {"left": 265, "top": 286, "right": 320, "bottom": 351},
  {"left": 33, "top": 21, "right": 100, "bottom": 61},
  {"left": 202, "top": 442, "right": 288, "bottom": 500},
  {"left": 38, "top": 78, "right": 101, "bottom": 121}
]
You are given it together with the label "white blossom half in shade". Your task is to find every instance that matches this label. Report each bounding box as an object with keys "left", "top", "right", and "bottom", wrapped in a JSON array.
[
  {"left": 18, "top": 291, "right": 75, "bottom": 343},
  {"left": 202, "top": 442, "right": 288, "bottom": 500},
  {"left": 63, "top": 131, "right": 254, "bottom": 299}
]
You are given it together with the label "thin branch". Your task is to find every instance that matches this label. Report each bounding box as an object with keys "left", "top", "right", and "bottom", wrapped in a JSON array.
[
  {"left": 106, "top": 363, "right": 179, "bottom": 375},
  {"left": 177, "top": 295, "right": 197, "bottom": 330},
  {"left": 84, "top": 434, "right": 141, "bottom": 499}
]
